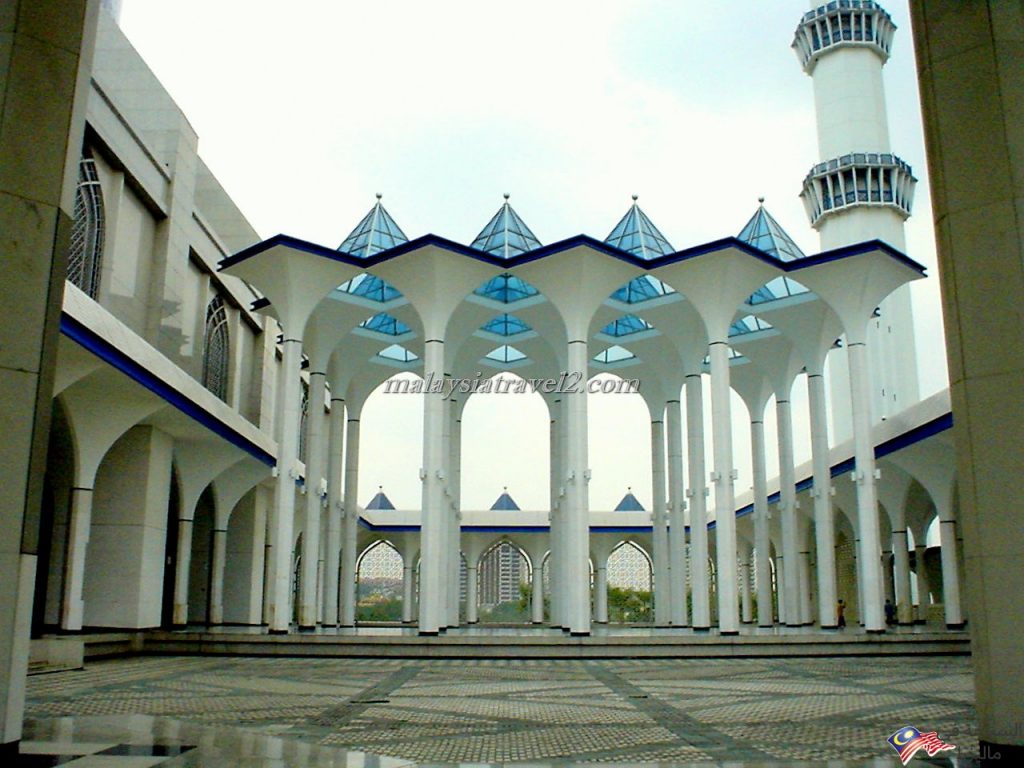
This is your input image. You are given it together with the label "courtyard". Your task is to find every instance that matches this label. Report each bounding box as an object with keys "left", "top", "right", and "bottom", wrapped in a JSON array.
[{"left": 20, "top": 655, "right": 977, "bottom": 766}]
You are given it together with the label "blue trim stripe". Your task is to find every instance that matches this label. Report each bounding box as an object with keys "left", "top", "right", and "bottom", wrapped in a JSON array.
[{"left": 60, "top": 313, "right": 276, "bottom": 467}]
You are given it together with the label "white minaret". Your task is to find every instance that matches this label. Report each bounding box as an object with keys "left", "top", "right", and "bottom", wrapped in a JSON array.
[{"left": 794, "top": 1, "right": 919, "bottom": 442}]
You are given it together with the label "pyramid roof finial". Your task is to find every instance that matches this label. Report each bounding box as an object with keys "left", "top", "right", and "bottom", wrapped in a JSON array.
[
  {"left": 737, "top": 203, "right": 806, "bottom": 263},
  {"left": 338, "top": 195, "right": 408, "bottom": 258},
  {"left": 472, "top": 196, "right": 542, "bottom": 259},
  {"left": 605, "top": 197, "right": 674, "bottom": 260}
]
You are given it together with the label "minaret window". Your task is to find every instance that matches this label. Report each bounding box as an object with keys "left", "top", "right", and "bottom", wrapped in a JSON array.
[
  {"left": 201, "top": 295, "right": 230, "bottom": 401},
  {"left": 67, "top": 157, "right": 105, "bottom": 299}
]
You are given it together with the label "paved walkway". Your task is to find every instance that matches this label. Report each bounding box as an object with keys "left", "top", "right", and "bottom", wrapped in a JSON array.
[{"left": 21, "top": 655, "right": 978, "bottom": 765}]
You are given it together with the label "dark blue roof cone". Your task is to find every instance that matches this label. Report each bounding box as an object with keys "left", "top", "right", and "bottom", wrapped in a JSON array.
[
  {"left": 338, "top": 194, "right": 409, "bottom": 257},
  {"left": 614, "top": 490, "right": 645, "bottom": 512},
  {"left": 737, "top": 199, "right": 807, "bottom": 262},
  {"left": 472, "top": 194, "right": 542, "bottom": 259},
  {"left": 605, "top": 196, "right": 675, "bottom": 259},
  {"left": 490, "top": 489, "right": 521, "bottom": 511},
  {"left": 365, "top": 489, "right": 396, "bottom": 510}
]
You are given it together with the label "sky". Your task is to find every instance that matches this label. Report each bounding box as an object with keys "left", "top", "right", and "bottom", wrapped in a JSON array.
[{"left": 118, "top": 0, "right": 949, "bottom": 514}]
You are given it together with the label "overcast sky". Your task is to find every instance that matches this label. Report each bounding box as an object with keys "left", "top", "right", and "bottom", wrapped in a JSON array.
[{"left": 119, "top": 0, "right": 947, "bottom": 513}]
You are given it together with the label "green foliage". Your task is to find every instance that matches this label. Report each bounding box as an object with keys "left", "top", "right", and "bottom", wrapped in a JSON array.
[
  {"left": 356, "top": 596, "right": 403, "bottom": 622},
  {"left": 607, "top": 586, "right": 652, "bottom": 623}
]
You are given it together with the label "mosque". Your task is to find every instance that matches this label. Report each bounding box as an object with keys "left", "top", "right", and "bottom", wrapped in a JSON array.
[{"left": 20, "top": 0, "right": 969, "bottom": 653}]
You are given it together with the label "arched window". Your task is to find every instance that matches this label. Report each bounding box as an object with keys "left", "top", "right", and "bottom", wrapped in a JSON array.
[
  {"left": 67, "top": 157, "right": 105, "bottom": 298},
  {"left": 298, "top": 380, "right": 309, "bottom": 462},
  {"left": 202, "top": 295, "right": 229, "bottom": 401}
]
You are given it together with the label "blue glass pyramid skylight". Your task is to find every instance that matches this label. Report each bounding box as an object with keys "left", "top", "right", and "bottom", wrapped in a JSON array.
[
  {"left": 610, "top": 275, "right": 676, "bottom": 304},
  {"left": 738, "top": 201, "right": 811, "bottom": 305},
  {"left": 378, "top": 344, "right": 418, "bottom": 363},
  {"left": 485, "top": 345, "right": 528, "bottom": 364},
  {"left": 338, "top": 194, "right": 409, "bottom": 257},
  {"left": 490, "top": 490, "right": 520, "bottom": 511},
  {"left": 366, "top": 489, "right": 396, "bottom": 510},
  {"left": 360, "top": 312, "right": 410, "bottom": 336},
  {"left": 337, "top": 273, "right": 403, "bottom": 303},
  {"left": 471, "top": 195, "right": 542, "bottom": 258},
  {"left": 474, "top": 273, "right": 540, "bottom": 304},
  {"left": 594, "top": 345, "right": 636, "bottom": 364},
  {"left": 615, "top": 490, "right": 645, "bottom": 512},
  {"left": 601, "top": 314, "right": 653, "bottom": 338},
  {"left": 737, "top": 201, "right": 807, "bottom": 262},
  {"left": 605, "top": 197, "right": 675, "bottom": 259},
  {"left": 481, "top": 313, "right": 531, "bottom": 337},
  {"left": 729, "top": 314, "right": 773, "bottom": 338}
]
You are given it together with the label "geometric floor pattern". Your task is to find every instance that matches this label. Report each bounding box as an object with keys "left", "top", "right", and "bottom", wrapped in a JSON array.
[{"left": 24, "top": 655, "right": 978, "bottom": 765}]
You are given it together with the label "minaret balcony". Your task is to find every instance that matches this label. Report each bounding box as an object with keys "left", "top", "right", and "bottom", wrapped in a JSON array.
[
  {"left": 793, "top": 0, "right": 896, "bottom": 73},
  {"left": 800, "top": 152, "right": 916, "bottom": 227}
]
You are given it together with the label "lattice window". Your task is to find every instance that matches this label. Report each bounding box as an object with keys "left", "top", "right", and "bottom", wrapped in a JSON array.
[
  {"left": 201, "top": 295, "right": 229, "bottom": 401},
  {"left": 67, "top": 157, "right": 105, "bottom": 298}
]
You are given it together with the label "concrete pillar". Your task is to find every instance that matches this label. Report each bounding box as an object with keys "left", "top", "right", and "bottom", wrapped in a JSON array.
[
  {"left": 910, "top": 3, "right": 1024, "bottom": 744},
  {"left": 708, "top": 343, "right": 739, "bottom": 634},
  {"left": 892, "top": 528, "right": 913, "bottom": 625},
  {"left": 749, "top": 418, "right": 772, "bottom": 627},
  {"left": 172, "top": 513, "right": 194, "bottom": 626},
  {"left": 808, "top": 370, "right": 838, "bottom": 627},
  {"left": 418, "top": 340, "right": 447, "bottom": 635},
  {"left": 798, "top": 547, "right": 813, "bottom": 626},
  {"left": 465, "top": 564, "right": 478, "bottom": 624},
  {"left": 339, "top": 409, "right": 360, "bottom": 627},
  {"left": 531, "top": 555, "right": 544, "bottom": 624},
  {"left": 594, "top": 561, "right": 609, "bottom": 624},
  {"left": 914, "top": 545, "right": 930, "bottom": 624},
  {"left": 446, "top": 405, "right": 461, "bottom": 628},
  {"left": 666, "top": 400, "right": 688, "bottom": 626},
  {"left": 848, "top": 340, "right": 886, "bottom": 632},
  {"left": 685, "top": 374, "right": 710, "bottom": 630},
  {"left": 322, "top": 397, "right": 344, "bottom": 626},
  {"left": 401, "top": 561, "right": 415, "bottom": 623},
  {"left": 564, "top": 339, "right": 591, "bottom": 636},
  {"left": 208, "top": 528, "right": 227, "bottom": 625},
  {"left": 777, "top": 397, "right": 801, "bottom": 627},
  {"left": 775, "top": 556, "right": 786, "bottom": 625},
  {"left": 60, "top": 488, "right": 93, "bottom": 630},
  {"left": 0, "top": 0, "right": 99, "bottom": 751},
  {"left": 739, "top": 542, "right": 753, "bottom": 624},
  {"left": 548, "top": 404, "right": 562, "bottom": 628},
  {"left": 298, "top": 371, "right": 327, "bottom": 628},
  {"left": 650, "top": 418, "right": 670, "bottom": 626},
  {"left": 939, "top": 518, "right": 963, "bottom": 628}
]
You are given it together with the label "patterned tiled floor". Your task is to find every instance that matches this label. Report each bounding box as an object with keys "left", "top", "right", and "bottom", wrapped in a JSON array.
[{"left": 22, "top": 656, "right": 978, "bottom": 765}]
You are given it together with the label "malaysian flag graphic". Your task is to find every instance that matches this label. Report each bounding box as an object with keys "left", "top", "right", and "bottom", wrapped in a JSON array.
[{"left": 887, "top": 726, "right": 956, "bottom": 765}]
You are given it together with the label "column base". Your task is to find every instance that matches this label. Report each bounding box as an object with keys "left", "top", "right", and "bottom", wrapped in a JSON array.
[
  {"left": 418, "top": 630, "right": 439, "bottom": 637},
  {"left": 531, "top": 621, "right": 545, "bottom": 625},
  {"left": 595, "top": 620, "right": 608, "bottom": 625},
  {"left": 467, "top": 620, "right": 479, "bottom": 625},
  {"left": 339, "top": 623, "right": 355, "bottom": 629},
  {"left": 980, "top": 740, "right": 1024, "bottom": 763},
  {"left": 785, "top": 622, "right": 802, "bottom": 628},
  {"left": 946, "top": 622, "right": 966, "bottom": 630},
  {"left": 561, "top": 627, "right": 571, "bottom": 634},
  {"left": 268, "top": 628, "right": 289, "bottom": 635},
  {"left": 819, "top": 624, "right": 839, "bottom": 630},
  {"left": 913, "top": 619, "right": 927, "bottom": 625},
  {"left": 758, "top": 623, "right": 774, "bottom": 628},
  {"left": 1, "top": 741, "right": 19, "bottom": 758},
  {"left": 693, "top": 626, "right": 711, "bottom": 632},
  {"left": 720, "top": 630, "right": 739, "bottom": 636},
  {"left": 297, "top": 624, "right": 317, "bottom": 632},
  {"left": 866, "top": 628, "right": 886, "bottom": 634},
  {"left": 569, "top": 631, "right": 590, "bottom": 637}
]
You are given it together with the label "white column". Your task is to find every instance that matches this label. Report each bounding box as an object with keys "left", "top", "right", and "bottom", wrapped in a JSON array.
[
  {"left": 465, "top": 563, "right": 479, "bottom": 624},
  {"left": 847, "top": 339, "right": 886, "bottom": 632},
  {"left": 939, "top": 517, "right": 963, "bottom": 627},
  {"left": 739, "top": 541, "right": 753, "bottom": 623},
  {"left": 564, "top": 339, "right": 591, "bottom": 635},
  {"left": 807, "top": 371, "right": 838, "bottom": 627},
  {"left": 750, "top": 419, "right": 773, "bottom": 627},
  {"left": 418, "top": 339, "right": 448, "bottom": 635},
  {"left": 299, "top": 370, "right": 327, "bottom": 628},
  {"left": 172, "top": 514, "right": 194, "bottom": 627},
  {"left": 776, "top": 396, "right": 801, "bottom": 627},
  {"left": 339, "top": 409, "right": 361, "bottom": 627},
  {"left": 685, "top": 374, "right": 710, "bottom": 630},
  {"left": 548, "top": 405, "right": 562, "bottom": 628},
  {"left": 267, "top": 336, "right": 303, "bottom": 633},
  {"left": 666, "top": 400, "right": 688, "bottom": 626},
  {"left": 60, "top": 487, "right": 93, "bottom": 630},
  {"left": 892, "top": 528, "right": 913, "bottom": 624},
  {"left": 446, "top": 404, "right": 461, "bottom": 628},
  {"left": 208, "top": 528, "right": 227, "bottom": 625},
  {"left": 402, "top": 560, "right": 415, "bottom": 623},
  {"left": 915, "top": 544, "right": 931, "bottom": 624},
  {"left": 799, "top": 545, "right": 813, "bottom": 625},
  {"left": 708, "top": 342, "right": 739, "bottom": 634},
  {"left": 776, "top": 555, "right": 787, "bottom": 625},
  {"left": 531, "top": 556, "right": 545, "bottom": 624},
  {"left": 323, "top": 397, "right": 344, "bottom": 626},
  {"left": 594, "top": 559, "right": 609, "bottom": 624},
  {"left": 650, "top": 417, "right": 670, "bottom": 625}
]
